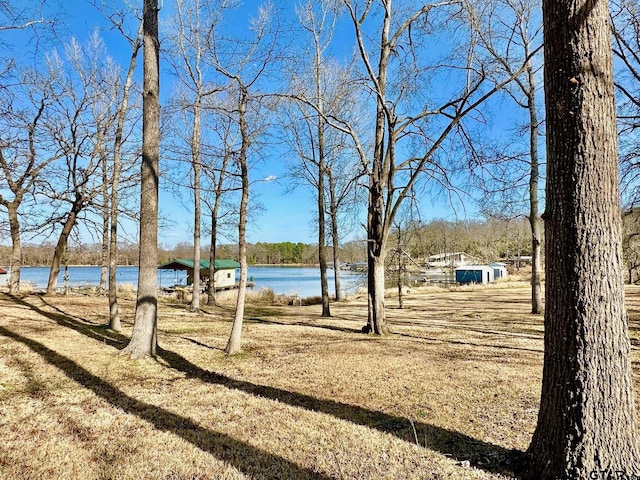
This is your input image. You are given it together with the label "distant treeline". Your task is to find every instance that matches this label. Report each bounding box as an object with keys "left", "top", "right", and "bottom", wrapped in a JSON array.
[
  {"left": 0, "top": 240, "right": 368, "bottom": 267},
  {"left": 0, "top": 217, "right": 546, "bottom": 269}
]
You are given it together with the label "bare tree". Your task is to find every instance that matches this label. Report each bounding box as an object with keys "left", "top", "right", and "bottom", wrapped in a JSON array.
[
  {"left": 338, "top": 0, "right": 533, "bottom": 334},
  {"left": 108, "top": 20, "right": 143, "bottom": 330},
  {"left": 41, "top": 36, "right": 122, "bottom": 295},
  {"left": 0, "top": 69, "right": 63, "bottom": 294},
  {"left": 202, "top": 98, "right": 236, "bottom": 306},
  {"left": 0, "top": 1, "right": 56, "bottom": 74},
  {"left": 282, "top": 65, "right": 363, "bottom": 306},
  {"left": 466, "top": 0, "right": 544, "bottom": 313},
  {"left": 166, "top": 0, "right": 225, "bottom": 312},
  {"left": 122, "top": 0, "right": 160, "bottom": 358},
  {"left": 0, "top": 1, "right": 52, "bottom": 32},
  {"left": 205, "top": 1, "right": 281, "bottom": 355},
  {"left": 283, "top": 1, "right": 345, "bottom": 316},
  {"left": 525, "top": 0, "right": 640, "bottom": 477},
  {"left": 0, "top": 2, "right": 61, "bottom": 294},
  {"left": 89, "top": 1, "right": 145, "bottom": 330},
  {"left": 224, "top": 85, "right": 250, "bottom": 355}
]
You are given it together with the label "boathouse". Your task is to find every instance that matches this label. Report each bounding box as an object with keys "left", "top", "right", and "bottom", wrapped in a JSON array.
[{"left": 158, "top": 258, "right": 240, "bottom": 290}]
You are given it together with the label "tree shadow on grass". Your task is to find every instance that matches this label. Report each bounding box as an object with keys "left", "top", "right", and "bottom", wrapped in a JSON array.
[
  {"left": 393, "top": 331, "right": 544, "bottom": 355},
  {"left": 246, "top": 316, "right": 362, "bottom": 334},
  {"left": 4, "top": 293, "right": 524, "bottom": 478},
  {"left": 156, "top": 347, "right": 524, "bottom": 477},
  {"left": 0, "top": 325, "right": 332, "bottom": 480}
]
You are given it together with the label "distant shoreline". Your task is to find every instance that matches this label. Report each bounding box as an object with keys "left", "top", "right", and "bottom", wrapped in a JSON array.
[
  {"left": 249, "top": 263, "right": 320, "bottom": 268},
  {"left": 4, "top": 263, "right": 324, "bottom": 269},
  {"left": 11, "top": 264, "right": 360, "bottom": 297}
]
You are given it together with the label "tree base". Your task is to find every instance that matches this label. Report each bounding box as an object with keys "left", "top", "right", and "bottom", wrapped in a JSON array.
[
  {"left": 120, "top": 346, "right": 155, "bottom": 359},
  {"left": 361, "top": 324, "right": 391, "bottom": 335}
]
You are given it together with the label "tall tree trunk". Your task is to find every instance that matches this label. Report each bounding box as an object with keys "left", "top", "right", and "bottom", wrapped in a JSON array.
[
  {"left": 100, "top": 148, "right": 109, "bottom": 291},
  {"left": 8, "top": 203, "right": 21, "bottom": 295},
  {"left": 122, "top": 0, "right": 160, "bottom": 359},
  {"left": 109, "top": 19, "right": 142, "bottom": 331},
  {"left": 225, "top": 88, "right": 249, "bottom": 355},
  {"left": 328, "top": 172, "right": 342, "bottom": 301},
  {"left": 365, "top": 1, "right": 392, "bottom": 334},
  {"left": 527, "top": 62, "right": 543, "bottom": 315},
  {"left": 526, "top": 0, "right": 640, "bottom": 477},
  {"left": 46, "top": 205, "right": 81, "bottom": 295},
  {"left": 190, "top": 98, "right": 202, "bottom": 312},
  {"left": 100, "top": 205, "right": 109, "bottom": 289},
  {"left": 317, "top": 122, "right": 330, "bottom": 317},
  {"left": 313, "top": 25, "right": 331, "bottom": 317}
]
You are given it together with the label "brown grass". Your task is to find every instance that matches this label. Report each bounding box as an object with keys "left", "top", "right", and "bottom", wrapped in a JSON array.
[{"left": 0, "top": 280, "right": 639, "bottom": 480}]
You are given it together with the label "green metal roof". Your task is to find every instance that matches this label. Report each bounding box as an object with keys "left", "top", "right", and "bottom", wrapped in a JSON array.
[
  {"left": 212, "top": 259, "right": 242, "bottom": 269},
  {"left": 158, "top": 258, "right": 240, "bottom": 271}
]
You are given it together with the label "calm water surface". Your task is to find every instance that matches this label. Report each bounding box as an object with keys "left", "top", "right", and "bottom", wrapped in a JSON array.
[{"left": 16, "top": 265, "right": 365, "bottom": 298}]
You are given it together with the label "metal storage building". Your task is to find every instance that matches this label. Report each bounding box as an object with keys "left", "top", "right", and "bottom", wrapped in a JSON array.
[
  {"left": 455, "top": 265, "right": 494, "bottom": 284},
  {"left": 489, "top": 262, "right": 508, "bottom": 280}
]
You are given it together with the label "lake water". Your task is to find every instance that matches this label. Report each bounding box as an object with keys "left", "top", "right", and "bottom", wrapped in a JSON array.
[{"left": 15, "top": 265, "right": 366, "bottom": 298}]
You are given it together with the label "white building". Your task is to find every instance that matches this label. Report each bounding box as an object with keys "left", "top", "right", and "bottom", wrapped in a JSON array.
[
  {"left": 489, "top": 262, "right": 509, "bottom": 280},
  {"left": 426, "top": 252, "right": 475, "bottom": 268},
  {"left": 455, "top": 265, "right": 495, "bottom": 284}
]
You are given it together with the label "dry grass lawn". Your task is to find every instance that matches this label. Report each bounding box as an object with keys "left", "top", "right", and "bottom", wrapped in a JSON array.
[{"left": 1, "top": 279, "right": 639, "bottom": 480}]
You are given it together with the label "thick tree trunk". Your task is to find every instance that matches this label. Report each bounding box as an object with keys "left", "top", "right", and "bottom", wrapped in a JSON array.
[
  {"left": 122, "top": 0, "right": 159, "bottom": 359},
  {"left": 367, "top": 182, "right": 390, "bottom": 334},
  {"left": 366, "top": 168, "right": 390, "bottom": 334},
  {"left": 368, "top": 252, "right": 388, "bottom": 334},
  {"left": 526, "top": 0, "right": 640, "bottom": 477},
  {"left": 8, "top": 204, "right": 21, "bottom": 295}
]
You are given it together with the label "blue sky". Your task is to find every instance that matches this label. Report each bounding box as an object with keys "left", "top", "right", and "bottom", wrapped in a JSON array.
[{"left": 5, "top": 0, "right": 526, "bottom": 248}]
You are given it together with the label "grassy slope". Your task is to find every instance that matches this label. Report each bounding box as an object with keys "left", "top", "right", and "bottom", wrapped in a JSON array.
[{"left": 0, "top": 280, "right": 638, "bottom": 480}]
